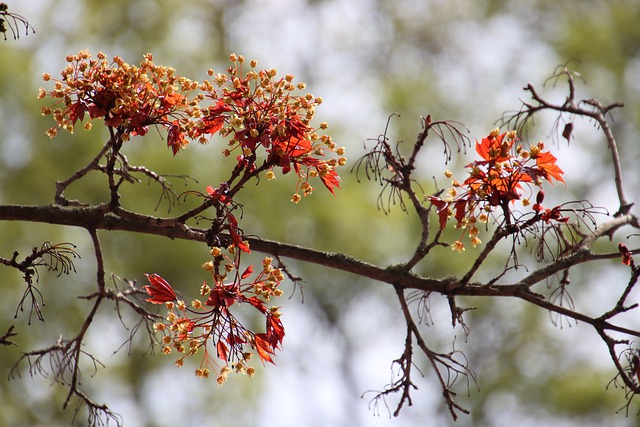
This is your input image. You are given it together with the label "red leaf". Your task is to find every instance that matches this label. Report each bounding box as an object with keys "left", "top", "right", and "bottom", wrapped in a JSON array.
[
  {"left": 428, "top": 196, "right": 450, "bottom": 229},
  {"left": 475, "top": 132, "right": 511, "bottom": 162},
  {"left": 454, "top": 200, "right": 467, "bottom": 225},
  {"left": 266, "top": 314, "right": 285, "bottom": 347},
  {"left": 167, "top": 121, "right": 187, "bottom": 155},
  {"left": 195, "top": 101, "right": 231, "bottom": 137},
  {"left": 244, "top": 296, "right": 267, "bottom": 314},
  {"left": 160, "top": 92, "right": 185, "bottom": 110},
  {"left": 241, "top": 265, "right": 254, "bottom": 279},
  {"left": 68, "top": 100, "right": 86, "bottom": 125},
  {"left": 535, "top": 151, "right": 565, "bottom": 184},
  {"left": 197, "top": 115, "right": 225, "bottom": 136},
  {"left": 319, "top": 169, "right": 341, "bottom": 195},
  {"left": 227, "top": 213, "right": 250, "bottom": 253},
  {"left": 254, "top": 333, "right": 275, "bottom": 365},
  {"left": 227, "top": 332, "right": 246, "bottom": 346},
  {"left": 278, "top": 135, "right": 312, "bottom": 157},
  {"left": 144, "top": 273, "right": 177, "bottom": 304},
  {"left": 217, "top": 340, "right": 229, "bottom": 361}
]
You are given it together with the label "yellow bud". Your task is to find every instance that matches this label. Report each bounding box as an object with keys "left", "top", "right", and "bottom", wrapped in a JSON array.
[
  {"left": 451, "top": 240, "right": 465, "bottom": 253},
  {"left": 200, "top": 282, "right": 211, "bottom": 296}
]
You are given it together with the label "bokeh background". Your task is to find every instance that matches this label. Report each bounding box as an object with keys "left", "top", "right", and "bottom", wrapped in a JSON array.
[{"left": 1, "top": 0, "right": 640, "bottom": 426}]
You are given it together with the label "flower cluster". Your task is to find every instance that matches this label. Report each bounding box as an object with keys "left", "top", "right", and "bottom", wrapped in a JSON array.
[
  {"left": 194, "top": 53, "right": 344, "bottom": 200},
  {"left": 429, "top": 129, "right": 565, "bottom": 252},
  {"left": 39, "top": 50, "right": 345, "bottom": 201},
  {"left": 145, "top": 248, "right": 285, "bottom": 384},
  {"left": 39, "top": 50, "right": 199, "bottom": 149}
]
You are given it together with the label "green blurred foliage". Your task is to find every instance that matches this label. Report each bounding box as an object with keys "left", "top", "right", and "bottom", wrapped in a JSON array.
[{"left": 0, "top": 1, "right": 639, "bottom": 426}]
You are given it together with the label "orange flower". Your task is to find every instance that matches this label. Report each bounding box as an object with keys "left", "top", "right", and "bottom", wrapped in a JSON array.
[{"left": 430, "top": 130, "right": 566, "bottom": 251}]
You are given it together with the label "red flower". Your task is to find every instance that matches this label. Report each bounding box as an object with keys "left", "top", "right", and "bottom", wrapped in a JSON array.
[{"left": 144, "top": 273, "right": 177, "bottom": 304}]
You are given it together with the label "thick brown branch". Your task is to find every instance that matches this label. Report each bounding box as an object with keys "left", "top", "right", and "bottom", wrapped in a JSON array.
[{"left": 2, "top": 202, "right": 639, "bottom": 343}]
